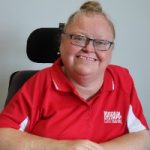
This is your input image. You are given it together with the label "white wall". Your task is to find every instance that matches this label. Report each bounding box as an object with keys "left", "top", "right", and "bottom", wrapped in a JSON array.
[{"left": 0, "top": 0, "right": 150, "bottom": 126}]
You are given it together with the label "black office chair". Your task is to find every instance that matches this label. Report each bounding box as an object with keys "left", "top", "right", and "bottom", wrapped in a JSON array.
[{"left": 5, "top": 23, "right": 64, "bottom": 106}]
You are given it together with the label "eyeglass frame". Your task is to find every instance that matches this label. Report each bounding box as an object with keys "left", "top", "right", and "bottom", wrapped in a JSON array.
[{"left": 62, "top": 32, "right": 114, "bottom": 51}]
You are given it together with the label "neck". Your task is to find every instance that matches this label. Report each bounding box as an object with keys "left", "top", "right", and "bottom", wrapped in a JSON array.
[
  {"left": 73, "top": 79, "right": 103, "bottom": 100},
  {"left": 63, "top": 67, "right": 104, "bottom": 100}
]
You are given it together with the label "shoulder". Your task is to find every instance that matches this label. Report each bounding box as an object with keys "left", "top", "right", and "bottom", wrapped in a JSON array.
[
  {"left": 107, "top": 64, "right": 131, "bottom": 79},
  {"left": 23, "top": 59, "right": 62, "bottom": 89},
  {"left": 28, "top": 66, "right": 52, "bottom": 83},
  {"left": 107, "top": 64, "right": 129, "bottom": 74},
  {"left": 32, "top": 59, "right": 62, "bottom": 81},
  {"left": 20, "top": 59, "right": 62, "bottom": 91},
  {"left": 106, "top": 64, "right": 134, "bottom": 93}
]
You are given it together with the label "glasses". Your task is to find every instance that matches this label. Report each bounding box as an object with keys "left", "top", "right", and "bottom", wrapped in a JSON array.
[{"left": 62, "top": 32, "right": 114, "bottom": 51}]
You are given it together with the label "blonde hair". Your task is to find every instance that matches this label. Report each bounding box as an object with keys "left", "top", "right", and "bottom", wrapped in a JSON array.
[
  {"left": 80, "top": 0, "right": 103, "bottom": 13},
  {"left": 64, "top": 1, "right": 115, "bottom": 38}
]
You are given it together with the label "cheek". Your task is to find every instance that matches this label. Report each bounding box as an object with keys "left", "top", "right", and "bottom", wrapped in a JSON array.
[
  {"left": 97, "top": 51, "right": 112, "bottom": 64},
  {"left": 59, "top": 43, "right": 77, "bottom": 66},
  {"left": 97, "top": 51, "right": 112, "bottom": 60},
  {"left": 106, "top": 51, "right": 112, "bottom": 63},
  {"left": 60, "top": 42, "right": 79, "bottom": 58}
]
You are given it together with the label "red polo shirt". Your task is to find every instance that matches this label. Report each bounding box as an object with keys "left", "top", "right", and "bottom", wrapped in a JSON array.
[{"left": 0, "top": 59, "right": 149, "bottom": 143}]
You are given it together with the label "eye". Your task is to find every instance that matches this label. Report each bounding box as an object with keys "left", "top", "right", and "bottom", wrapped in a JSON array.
[
  {"left": 72, "top": 35, "right": 86, "bottom": 42},
  {"left": 94, "top": 40, "right": 109, "bottom": 46}
]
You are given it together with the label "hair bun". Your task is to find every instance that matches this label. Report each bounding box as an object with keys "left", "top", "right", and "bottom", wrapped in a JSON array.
[{"left": 80, "top": 1, "right": 103, "bottom": 12}]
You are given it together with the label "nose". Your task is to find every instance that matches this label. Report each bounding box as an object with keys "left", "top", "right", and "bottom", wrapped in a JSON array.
[{"left": 83, "top": 39, "right": 95, "bottom": 52}]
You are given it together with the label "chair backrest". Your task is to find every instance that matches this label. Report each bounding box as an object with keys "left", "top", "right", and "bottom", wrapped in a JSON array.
[
  {"left": 27, "top": 24, "right": 64, "bottom": 63},
  {"left": 5, "top": 71, "right": 38, "bottom": 106},
  {"left": 5, "top": 23, "right": 64, "bottom": 106}
]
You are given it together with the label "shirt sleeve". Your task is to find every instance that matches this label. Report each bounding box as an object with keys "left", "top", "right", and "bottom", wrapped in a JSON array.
[
  {"left": 0, "top": 73, "right": 42, "bottom": 132},
  {"left": 126, "top": 72, "right": 149, "bottom": 132}
]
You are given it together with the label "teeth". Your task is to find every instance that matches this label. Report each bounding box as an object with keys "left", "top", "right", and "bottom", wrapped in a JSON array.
[{"left": 78, "top": 56, "right": 96, "bottom": 61}]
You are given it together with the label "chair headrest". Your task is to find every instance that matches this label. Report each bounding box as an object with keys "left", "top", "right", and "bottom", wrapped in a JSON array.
[{"left": 26, "top": 23, "right": 64, "bottom": 63}]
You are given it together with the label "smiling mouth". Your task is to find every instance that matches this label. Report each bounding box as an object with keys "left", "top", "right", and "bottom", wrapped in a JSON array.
[{"left": 77, "top": 55, "right": 97, "bottom": 61}]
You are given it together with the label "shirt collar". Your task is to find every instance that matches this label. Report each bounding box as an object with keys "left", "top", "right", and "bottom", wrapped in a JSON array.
[
  {"left": 51, "top": 59, "right": 115, "bottom": 93},
  {"left": 51, "top": 58, "right": 75, "bottom": 92},
  {"left": 101, "top": 66, "right": 115, "bottom": 92}
]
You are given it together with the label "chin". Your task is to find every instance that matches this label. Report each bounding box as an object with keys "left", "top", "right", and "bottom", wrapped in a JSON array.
[{"left": 75, "top": 68, "right": 95, "bottom": 76}]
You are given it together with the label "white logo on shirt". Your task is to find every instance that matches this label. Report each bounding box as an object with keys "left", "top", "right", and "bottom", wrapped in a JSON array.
[{"left": 104, "top": 111, "right": 122, "bottom": 124}]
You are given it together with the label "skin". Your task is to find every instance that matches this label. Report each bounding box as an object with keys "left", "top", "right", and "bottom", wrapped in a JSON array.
[
  {"left": 60, "top": 13, "right": 114, "bottom": 99},
  {"left": 0, "top": 13, "right": 150, "bottom": 150}
]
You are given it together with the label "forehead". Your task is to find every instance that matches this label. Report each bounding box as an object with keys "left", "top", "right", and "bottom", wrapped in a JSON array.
[{"left": 66, "top": 13, "right": 114, "bottom": 39}]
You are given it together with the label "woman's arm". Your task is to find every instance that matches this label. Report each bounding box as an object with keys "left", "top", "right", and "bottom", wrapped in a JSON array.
[
  {"left": 0, "top": 128, "right": 55, "bottom": 150},
  {"left": 0, "top": 128, "right": 103, "bottom": 150},
  {"left": 0, "top": 128, "right": 149, "bottom": 150},
  {"left": 100, "top": 130, "right": 150, "bottom": 150}
]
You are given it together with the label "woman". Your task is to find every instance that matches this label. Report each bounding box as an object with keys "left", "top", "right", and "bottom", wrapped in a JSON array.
[{"left": 0, "top": 1, "right": 149, "bottom": 150}]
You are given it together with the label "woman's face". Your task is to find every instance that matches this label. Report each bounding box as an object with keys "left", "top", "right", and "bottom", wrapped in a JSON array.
[{"left": 60, "top": 14, "right": 114, "bottom": 80}]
